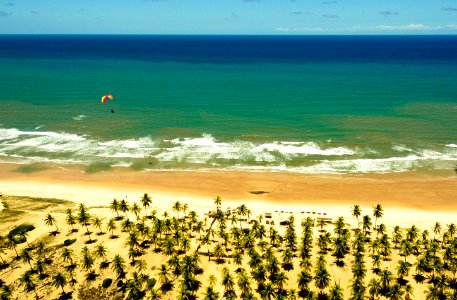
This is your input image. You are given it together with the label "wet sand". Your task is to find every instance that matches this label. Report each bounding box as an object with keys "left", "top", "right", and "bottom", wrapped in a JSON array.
[{"left": 1, "top": 163, "right": 456, "bottom": 227}]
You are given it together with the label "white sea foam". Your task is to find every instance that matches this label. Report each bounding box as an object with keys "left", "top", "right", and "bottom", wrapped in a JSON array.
[
  {"left": 392, "top": 144, "right": 414, "bottom": 152},
  {"left": 72, "top": 115, "right": 88, "bottom": 121},
  {"left": 1, "top": 127, "right": 456, "bottom": 174}
]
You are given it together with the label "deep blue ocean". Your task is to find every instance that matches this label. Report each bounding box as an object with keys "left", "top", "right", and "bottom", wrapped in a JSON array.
[{"left": 0, "top": 35, "right": 456, "bottom": 173}]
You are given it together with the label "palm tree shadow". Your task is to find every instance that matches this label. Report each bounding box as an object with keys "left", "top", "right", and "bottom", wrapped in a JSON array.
[
  {"left": 56, "top": 291, "right": 73, "bottom": 300},
  {"left": 49, "top": 230, "right": 60, "bottom": 236},
  {"left": 65, "top": 264, "right": 77, "bottom": 272},
  {"left": 334, "top": 260, "right": 345, "bottom": 268},
  {"left": 100, "top": 261, "right": 111, "bottom": 270},
  {"left": 109, "top": 235, "right": 119, "bottom": 239},
  {"left": 86, "top": 271, "right": 99, "bottom": 281},
  {"left": 38, "top": 273, "right": 50, "bottom": 280},
  {"left": 84, "top": 239, "right": 97, "bottom": 245}
]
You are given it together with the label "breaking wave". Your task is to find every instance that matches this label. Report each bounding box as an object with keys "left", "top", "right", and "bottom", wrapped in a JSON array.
[{"left": 0, "top": 127, "right": 456, "bottom": 174}]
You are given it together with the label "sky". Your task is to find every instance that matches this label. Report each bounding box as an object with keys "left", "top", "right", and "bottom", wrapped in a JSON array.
[{"left": 1, "top": 0, "right": 457, "bottom": 34}]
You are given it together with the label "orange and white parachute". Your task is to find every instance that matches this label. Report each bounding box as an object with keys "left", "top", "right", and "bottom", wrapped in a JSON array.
[{"left": 101, "top": 93, "right": 114, "bottom": 104}]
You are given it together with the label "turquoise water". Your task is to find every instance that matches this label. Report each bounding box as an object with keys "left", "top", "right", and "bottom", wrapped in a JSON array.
[{"left": 0, "top": 36, "right": 456, "bottom": 173}]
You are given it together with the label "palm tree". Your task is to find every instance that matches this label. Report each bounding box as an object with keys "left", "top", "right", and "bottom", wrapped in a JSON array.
[
  {"left": 203, "top": 286, "right": 220, "bottom": 300},
  {"left": 52, "top": 272, "right": 67, "bottom": 294},
  {"left": 61, "top": 248, "right": 74, "bottom": 264},
  {"left": 447, "top": 223, "right": 456, "bottom": 238},
  {"left": 19, "top": 271, "right": 39, "bottom": 299},
  {"left": 379, "top": 268, "right": 393, "bottom": 295},
  {"left": 119, "top": 198, "right": 130, "bottom": 219},
  {"left": 20, "top": 248, "right": 34, "bottom": 269},
  {"left": 110, "top": 198, "right": 120, "bottom": 218},
  {"left": 214, "top": 196, "right": 222, "bottom": 211},
  {"left": 93, "top": 216, "right": 103, "bottom": 235},
  {"left": 368, "top": 278, "right": 380, "bottom": 300},
  {"left": 352, "top": 205, "right": 362, "bottom": 229},
  {"left": 372, "top": 204, "right": 383, "bottom": 231},
  {"left": 260, "top": 282, "right": 276, "bottom": 300},
  {"left": 135, "top": 259, "right": 147, "bottom": 277},
  {"left": 107, "top": 218, "right": 117, "bottom": 237},
  {"left": 78, "top": 203, "right": 93, "bottom": 242},
  {"left": 112, "top": 254, "right": 126, "bottom": 278},
  {"left": 158, "top": 264, "right": 173, "bottom": 293},
  {"left": 433, "top": 222, "right": 442, "bottom": 241},
  {"left": 81, "top": 250, "right": 94, "bottom": 275},
  {"left": 140, "top": 193, "right": 152, "bottom": 217},
  {"left": 66, "top": 208, "right": 77, "bottom": 232},
  {"left": 44, "top": 213, "right": 58, "bottom": 232},
  {"left": 404, "top": 283, "right": 414, "bottom": 300},
  {"left": 392, "top": 226, "right": 402, "bottom": 249},
  {"left": 396, "top": 260, "right": 411, "bottom": 280},
  {"left": 221, "top": 267, "right": 236, "bottom": 298},
  {"left": 95, "top": 244, "right": 107, "bottom": 261},
  {"left": 387, "top": 284, "right": 404, "bottom": 300},
  {"left": 314, "top": 255, "right": 331, "bottom": 295},
  {"left": 362, "top": 215, "right": 372, "bottom": 235},
  {"left": 329, "top": 281, "right": 344, "bottom": 300},
  {"left": 131, "top": 202, "right": 141, "bottom": 220}
]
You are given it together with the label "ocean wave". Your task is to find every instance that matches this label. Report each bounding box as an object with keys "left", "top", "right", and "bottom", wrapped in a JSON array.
[
  {"left": 1, "top": 127, "right": 456, "bottom": 174},
  {"left": 72, "top": 114, "right": 88, "bottom": 121}
]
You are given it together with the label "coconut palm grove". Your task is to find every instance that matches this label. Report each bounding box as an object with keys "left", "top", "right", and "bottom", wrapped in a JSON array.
[{"left": 1, "top": 195, "right": 457, "bottom": 300}]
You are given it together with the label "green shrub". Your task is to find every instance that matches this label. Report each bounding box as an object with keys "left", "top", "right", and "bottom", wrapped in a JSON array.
[
  {"left": 8, "top": 224, "right": 35, "bottom": 238},
  {"left": 102, "top": 278, "right": 112, "bottom": 288},
  {"left": 63, "top": 239, "right": 77, "bottom": 246}
]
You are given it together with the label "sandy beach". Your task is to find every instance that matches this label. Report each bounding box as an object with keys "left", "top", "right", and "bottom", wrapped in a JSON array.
[
  {"left": 1, "top": 163, "right": 456, "bottom": 299},
  {"left": 1, "top": 163, "right": 456, "bottom": 228}
]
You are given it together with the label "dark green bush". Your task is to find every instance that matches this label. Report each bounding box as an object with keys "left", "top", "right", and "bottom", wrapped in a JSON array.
[
  {"left": 102, "top": 278, "right": 112, "bottom": 288},
  {"left": 63, "top": 239, "right": 76, "bottom": 246},
  {"left": 8, "top": 224, "right": 35, "bottom": 238}
]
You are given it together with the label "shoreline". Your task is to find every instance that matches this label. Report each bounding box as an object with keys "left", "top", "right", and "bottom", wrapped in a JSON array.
[{"left": 1, "top": 162, "right": 456, "bottom": 228}]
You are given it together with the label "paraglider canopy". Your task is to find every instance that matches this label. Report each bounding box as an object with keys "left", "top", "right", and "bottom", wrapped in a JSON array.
[{"left": 101, "top": 93, "right": 114, "bottom": 104}]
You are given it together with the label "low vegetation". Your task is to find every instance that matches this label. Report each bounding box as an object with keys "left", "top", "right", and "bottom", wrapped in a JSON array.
[{"left": 0, "top": 195, "right": 456, "bottom": 299}]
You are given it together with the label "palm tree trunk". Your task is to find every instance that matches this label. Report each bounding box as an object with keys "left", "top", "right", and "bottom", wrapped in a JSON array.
[
  {"left": 85, "top": 224, "right": 92, "bottom": 241},
  {"left": 12, "top": 245, "right": 19, "bottom": 258}
]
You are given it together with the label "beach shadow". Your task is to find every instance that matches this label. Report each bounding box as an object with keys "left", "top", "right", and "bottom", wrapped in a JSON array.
[
  {"left": 86, "top": 271, "right": 99, "bottom": 281},
  {"left": 100, "top": 261, "right": 111, "bottom": 270},
  {"left": 57, "top": 291, "right": 73, "bottom": 300},
  {"left": 13, "top": 163, "right": 50, "bottom": 174},
  {"left": 84, "top": 163, "right": 112, "bottom": 174},
  {"left": 65, "top": 264, "right": 77, "bottom": 272},
  {"left": 49, "top": 230, "right": 60, "bottom": 236},
  {"left": 249, "top": 190, "right": 270, "bottom": 195}
]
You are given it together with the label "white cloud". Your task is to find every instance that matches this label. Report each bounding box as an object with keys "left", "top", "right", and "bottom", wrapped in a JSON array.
[
  {"left": 374, "top": 23, "right": 457, "bottom": 31},
  {"left": 375, "top": 24, "right": 434, "bottom": 31},
  {"left": 274, "top": 23, "right": 457, "bottom": 34}
]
